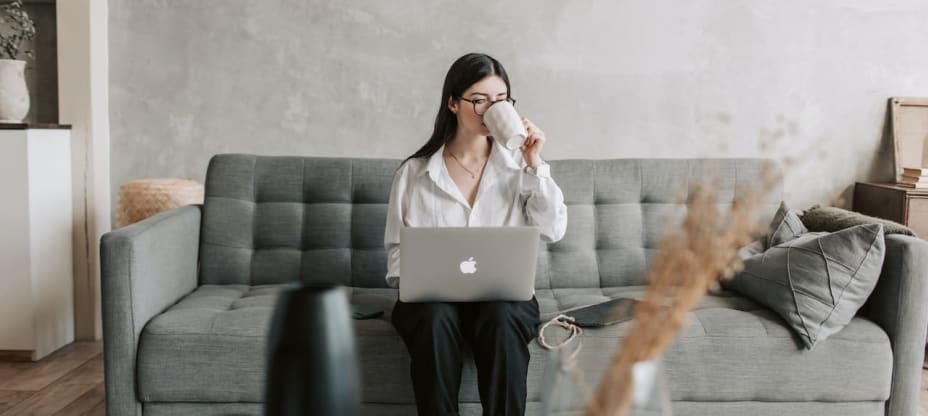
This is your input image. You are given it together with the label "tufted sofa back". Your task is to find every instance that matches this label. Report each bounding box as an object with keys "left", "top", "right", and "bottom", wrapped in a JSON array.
[{"left": 198, "top": 154, "right": 781, "bottom": 288}]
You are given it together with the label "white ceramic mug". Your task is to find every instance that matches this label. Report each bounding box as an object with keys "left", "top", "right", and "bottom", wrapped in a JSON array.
[{"left": 483, "top": 101, "right": 527, "bottom": 150}]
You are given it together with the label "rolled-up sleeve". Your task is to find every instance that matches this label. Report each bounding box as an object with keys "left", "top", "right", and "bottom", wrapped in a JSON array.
[
  {"left": 522, "top": 162, "right": 568, "bottom": 243},
  {"left": 383, "top": 163, "right": 410, "bottom": 288}
]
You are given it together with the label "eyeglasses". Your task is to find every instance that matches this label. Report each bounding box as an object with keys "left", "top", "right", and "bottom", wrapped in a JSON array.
[{"left": 456, "top": 96, "right": 517, "bottom": 116}]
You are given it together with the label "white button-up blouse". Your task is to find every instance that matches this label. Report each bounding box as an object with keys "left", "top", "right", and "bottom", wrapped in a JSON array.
[{"left": 383, "top": 138, "right": 568, "bottom": 288}]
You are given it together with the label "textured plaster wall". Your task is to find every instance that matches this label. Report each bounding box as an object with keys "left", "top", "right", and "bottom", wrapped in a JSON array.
[
  {"left": 109, "top": 1, "right": 928, "bottom": 209},
  {"left": 22, "top": 2, "right": 58, "bottom": 123}
]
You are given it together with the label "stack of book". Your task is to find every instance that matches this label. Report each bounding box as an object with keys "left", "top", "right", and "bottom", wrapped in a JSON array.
[{"left": 898, "top": 167, "right": 928, "bottom": 189}]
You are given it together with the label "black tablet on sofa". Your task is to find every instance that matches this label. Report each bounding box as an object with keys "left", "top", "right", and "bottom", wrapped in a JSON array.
[{"left": 563, "top": 297, "right": 638, "bottom": 327}]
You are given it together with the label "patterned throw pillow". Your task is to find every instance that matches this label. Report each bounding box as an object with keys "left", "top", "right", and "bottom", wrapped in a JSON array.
[
  {"left": 766, "top": 202, "right": 808, "bottom": 248},
  {"left": 736, "top": 202, "right": 807, "bottom": 261},
  {"left": 725, "top": 223, "right": 885, "bottom": 349}
]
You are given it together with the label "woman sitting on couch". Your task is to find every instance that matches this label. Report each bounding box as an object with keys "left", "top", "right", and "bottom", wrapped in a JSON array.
[{"left": 383, "top": 53, "right": 568, "bottom": 415}]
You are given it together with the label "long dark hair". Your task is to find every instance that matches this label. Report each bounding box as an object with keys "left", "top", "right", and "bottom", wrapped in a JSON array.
[{"left": 403, "top": 53, "right": 511, "bottom": 164}]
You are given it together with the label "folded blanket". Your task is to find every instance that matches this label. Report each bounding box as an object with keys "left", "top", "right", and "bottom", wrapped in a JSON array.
[{"left": 799, "top": 205, "right": 917, "bottom": 237}]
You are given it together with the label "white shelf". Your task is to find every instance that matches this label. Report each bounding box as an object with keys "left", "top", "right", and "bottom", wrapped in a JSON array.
[{"left": 0, "top": 127, "right": 74, "bottom": 361}]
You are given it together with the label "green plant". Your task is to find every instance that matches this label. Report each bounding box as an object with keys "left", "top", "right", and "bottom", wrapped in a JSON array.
[{"left": 0, "top": 0, "right": 36, "bottom": 60}]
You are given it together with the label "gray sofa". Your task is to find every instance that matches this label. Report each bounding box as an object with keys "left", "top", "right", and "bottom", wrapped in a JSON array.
[{"left": 101, "top": 154, "right": 928, "bottom": 416}]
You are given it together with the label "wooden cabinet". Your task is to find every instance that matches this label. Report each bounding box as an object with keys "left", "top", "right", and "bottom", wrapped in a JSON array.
[
  {"left": 0, "top": 124, "right": 74, "bottom": 361},
  {"left": 854, "top": 182, "right": 928, "bottom": 237}
]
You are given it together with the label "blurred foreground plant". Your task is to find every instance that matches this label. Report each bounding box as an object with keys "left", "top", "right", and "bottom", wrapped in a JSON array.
[{"left": 584, "top": 168, "right": 779, "bottom": 416}]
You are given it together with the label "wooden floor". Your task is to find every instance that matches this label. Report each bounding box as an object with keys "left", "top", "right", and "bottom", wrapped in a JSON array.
[
  {"left": 0, "top": 342, "right": 103, "bottom": 416},
  {"left": 1, "top": 341, "right": 928, "bottom": 415},
  {"left": 922, "top": 367, "right": 928, "bottom": 416}
]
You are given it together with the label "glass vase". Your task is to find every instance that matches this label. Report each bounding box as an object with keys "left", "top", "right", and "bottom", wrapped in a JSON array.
[{"left": 538, "top": 347, "right": 671, "bottom": 416}]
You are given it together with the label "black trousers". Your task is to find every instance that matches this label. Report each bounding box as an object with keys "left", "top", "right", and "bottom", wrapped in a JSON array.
[{"left": 391, "top": 297, "right": 540, "bottom": 416}]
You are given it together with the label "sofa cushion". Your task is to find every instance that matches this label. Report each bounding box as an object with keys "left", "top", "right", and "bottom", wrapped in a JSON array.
[
  {"left": 725, "top": 224, "right": 886, "bottom": 349},
  {"left": 136, "top": 284, "right": 891, "bottom": 405},
  {"left": 199, "top": 156, "right": 784, "bottom": 291},
  {"left": 199, "top": 156, "right": 398, "bottom": 288}
]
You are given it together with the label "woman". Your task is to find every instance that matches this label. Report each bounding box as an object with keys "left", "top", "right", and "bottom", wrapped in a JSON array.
[{"left": 383, "top": 53, "right": 568, "bottom": 416}]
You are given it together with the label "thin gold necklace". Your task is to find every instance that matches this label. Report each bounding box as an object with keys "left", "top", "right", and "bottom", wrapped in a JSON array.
[{"left": 446, "top": 150, "right": 487, "bottom": 179}]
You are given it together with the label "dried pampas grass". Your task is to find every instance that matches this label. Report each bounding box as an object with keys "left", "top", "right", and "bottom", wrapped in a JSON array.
[{"left": 584, "top": 169, "right": 779, "bottom": 416}]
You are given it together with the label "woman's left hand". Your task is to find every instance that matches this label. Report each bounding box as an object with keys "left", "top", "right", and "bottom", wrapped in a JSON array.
[{"left": 521, "top": 118, "right": 546, "bottom": 168}]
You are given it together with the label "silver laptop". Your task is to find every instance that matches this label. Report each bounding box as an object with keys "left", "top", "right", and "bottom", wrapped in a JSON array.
[{"left": 399, "top": 227, "right": 540, "bottom": 302}]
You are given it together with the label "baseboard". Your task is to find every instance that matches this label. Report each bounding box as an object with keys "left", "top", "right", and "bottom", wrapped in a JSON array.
[{"left": 0, "top": 349, "right": 33, "bottom": 361}]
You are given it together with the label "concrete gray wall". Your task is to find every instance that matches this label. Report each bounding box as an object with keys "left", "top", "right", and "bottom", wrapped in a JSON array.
[
  {"left": 108, "top": 1, "right": 928, "bottom": 209},
  {"left": 22, "top": 1, "right": 58, "bottom": 124}
]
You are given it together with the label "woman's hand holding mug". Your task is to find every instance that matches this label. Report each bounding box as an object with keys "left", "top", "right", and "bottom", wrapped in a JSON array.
[{"left": 520, "top": 118, "right": 545, "bottom": 168}]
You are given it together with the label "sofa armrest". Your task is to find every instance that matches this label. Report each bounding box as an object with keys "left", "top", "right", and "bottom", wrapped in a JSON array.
[
  {"left": 100, "top": 205, "right": 201, "bottom": 416},
  {"left": 859, "top": 234, "right": 928, "bottom": 416}
]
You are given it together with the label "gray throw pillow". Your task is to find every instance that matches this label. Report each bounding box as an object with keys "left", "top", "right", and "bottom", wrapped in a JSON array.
[
  {"left": 725, "top": 223, "right": 885, "bottom": 350},
  {"left": 800, "top": 205, "right": 917, "bottom": 237},
  {"left": 767, "top": 202, "right": 808, "bottom": 248},
  {"left": 735, "top": 202, "right": 806, "bottom": 261},
  {"left": 737, "top": 240, "right": 766, "bottom": 261}
]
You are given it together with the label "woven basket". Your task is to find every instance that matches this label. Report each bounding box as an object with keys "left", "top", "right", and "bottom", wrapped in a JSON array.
[{"left": 116, "top": 178, "right": 204, "bottom": 228}]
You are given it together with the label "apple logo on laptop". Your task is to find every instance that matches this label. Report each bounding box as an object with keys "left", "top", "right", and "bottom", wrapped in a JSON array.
[{"left": 459, "top": 257, "right": 477, "bottom": 274}]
